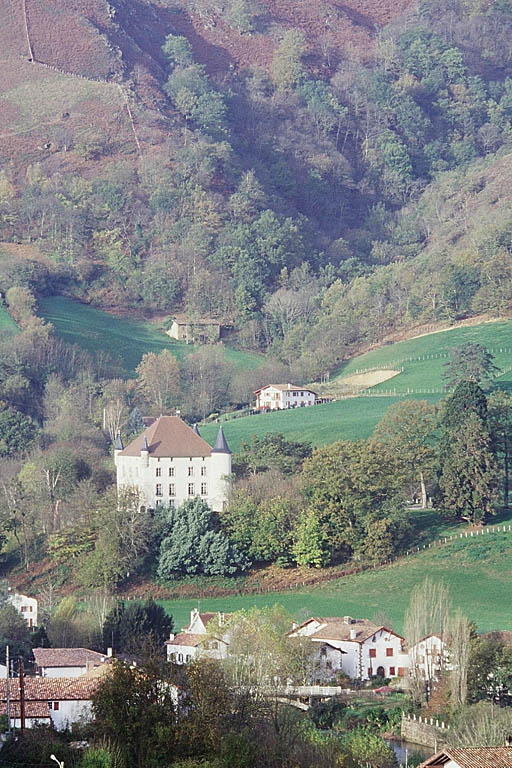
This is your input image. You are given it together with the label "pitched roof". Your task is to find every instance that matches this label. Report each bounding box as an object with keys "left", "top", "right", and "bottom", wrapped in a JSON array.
[
  {"left": 0, "top": 677, "right": 100, "bottom": 701},
  {"left": 0, "top": 701, "right": 51, "bottom": 719},
  {"left": 166, "top": 633, "right": 205, "bottom": 648},
  {"left": 33, "top": 647, "right": 105, "bottom": 669},
  {"left": 172, "top": 314, "right": 221, "bottom": 326},
  {"left": 212, "top": 426, "right": 231, "bottom": 454},
  {"left": 118, "top": 415, "right": 213, "bottom": 458},
  {"left": 296, "top": 617, "right": 404, "bottom": 644},
  {"left": 254, "top": 383, "right": 317, "bottom": 394},
  {"left": 419, "top": 747, "right": 512, "bottom": 767},
  {"left": 481, "top": 630, "right": 512, "bottom": 646}
]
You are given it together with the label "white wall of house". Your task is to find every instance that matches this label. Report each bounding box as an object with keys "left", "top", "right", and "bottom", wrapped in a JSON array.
[
  {"left": 49, "top": 700, "right": 93, "bottom": 730},
  {"left": 409, "top": 635, "right": 447, "bottom": 681},
  {"left": 8, "top": 716, "right": 51, "bottom": 729},
  {"left": 256, "top": 386, "right": 316, "bottom": 410},
  {"left": 115, "top": 453, "right": 231, "bottom": 513},
  {"left": 8, "top": 593, "right": 38, "bottom": 627},
  {"left": 40, "top": 666, "right": 87, "bottom": 678}
]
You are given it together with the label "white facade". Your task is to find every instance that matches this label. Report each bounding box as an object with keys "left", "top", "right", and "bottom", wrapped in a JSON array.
[
  {"left": 41, "top": 665, "right": 88, "bottom": 678},
  {"left": 409, "top": 634, "right": 449, "bottom": 682},
  {"left": 290, "top": 617, "right": 409, "bottom": 681},
  {"left": 49, "top": 699, "right": 93, "bottom": 730},
  {"left": 254, "top": 384, "right": 317, "bottom": 410},
  {"left": 8, "top": 592, "right": 38, "bottom": 628},
  {"left": 166, "top": 609, "right": 230, "bottom": 664},
  {"left": 115, "top": 416, "right": 232, "bottom": 513}
]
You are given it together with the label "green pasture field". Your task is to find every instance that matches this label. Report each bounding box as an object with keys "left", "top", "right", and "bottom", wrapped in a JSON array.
[
  {"left": 199, "top": 395, "right": 439, "bottom": 452},
  {"left": 0, "top": 304, "right": 19, "bottom": 335},
  {"left": 39, "top": 296, "right": 261, "bottom": 377},
  {"left": 159, "top": 525, "right": 512, "bottom": 634},
  {"left": 335, "top": 319, "right": 512, "bottom": 393}
]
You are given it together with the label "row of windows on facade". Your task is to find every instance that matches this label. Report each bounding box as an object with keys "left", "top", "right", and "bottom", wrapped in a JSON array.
[
  {"left": 369, "top": 648, "right": 395, "bottom": 657},
  {"left": 155, "top": 466, "right": 207, "bottom": 477},
  {"left": 156, "top": 483, "right": 207, "bottom": 497}
]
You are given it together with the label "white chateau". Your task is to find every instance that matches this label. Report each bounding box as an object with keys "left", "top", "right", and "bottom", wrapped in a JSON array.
[{"left": 114, "top": 415, "right": 232, "bottom": 512}]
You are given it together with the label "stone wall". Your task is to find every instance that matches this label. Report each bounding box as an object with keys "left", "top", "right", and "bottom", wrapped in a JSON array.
[{"left": 401, "top": 713, "right": 450, "bottom": 748}]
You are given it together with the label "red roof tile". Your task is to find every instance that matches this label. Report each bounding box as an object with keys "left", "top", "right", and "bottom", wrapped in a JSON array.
[
  {"left": 33, "top": 647, "right": 105, "bottom": 668},
  {"left": 0, "top": 677, "right": 100, "bottom": 701},
  {"left": 420, "top": 747, "right": 512, "bottom": 767},
  {"left": 119, "top": 415, "right": 212, "bottom": 458}
]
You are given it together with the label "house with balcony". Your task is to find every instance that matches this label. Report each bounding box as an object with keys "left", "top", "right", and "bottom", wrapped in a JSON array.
[{"left": 254, "top": 384, "right": 317, "bottom": 410}]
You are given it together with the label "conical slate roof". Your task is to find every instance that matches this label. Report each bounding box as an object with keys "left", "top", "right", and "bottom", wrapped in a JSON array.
[
  {"left": 114, "top": 433, "right": 124, "bottom": 451},
  {"left": 211, "top": 425, "right": 231, "bottom": 454},
  {"left": 118, "top": 415, "right": 213, "bottom": 458}
]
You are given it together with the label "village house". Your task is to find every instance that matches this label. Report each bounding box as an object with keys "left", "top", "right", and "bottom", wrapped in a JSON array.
[
  {"left": 419, "top": 746, "right": 512, "bottom": 767},
  {"left": 166, "top": 608, "right": 231, "bottom": 664},
  {"left": 115, "top": 415, "right": 232, "bottom": 513},
  {"left": 254, "top": 383, "right": 317, "bottom": 410},
  {"left": 7, "top": 591, "right": 38, "bottom": 628},
  {"left": 0, "top": 676, "right": 99, "bottom": 730},
  {"left": 288, "top": 616, "right": 409, "bottom": 681},
  {"left": 167, "top": 314, "right": 223, "bottom": 344},
  {"left": 408, "top": 634, "right": 449, "bottom": 683},
  {"left": 33, "top": 647, "right": 108, "bottom": 678}
]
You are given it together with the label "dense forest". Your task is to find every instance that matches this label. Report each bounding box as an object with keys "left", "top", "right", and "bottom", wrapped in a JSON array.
[{"left": 3, "top": 0, "right": 512, "bottom": 379}]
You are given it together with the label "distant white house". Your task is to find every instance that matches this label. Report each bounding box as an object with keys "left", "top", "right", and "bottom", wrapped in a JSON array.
[
  {"left": 0, "top": 676, "right": 99, "bottom": 730},
  {"left": 166, "top": 608, "right": 231, "bottom": 665},
  {"left": 167, "top": 314, "right": 222, "bottom": 343},
  {"left": 408, "top": 634, "right": 450, "bottom": 682},
  {"left": 254, "top": 384, "right": 317, "bottom": 411},
  {"left": 33, "top": 647, "right": 107, "bottom": 678},
  {"left": 7, "top": 592, "right": 38, "bottom": 628},
  {"left": 289, "top": 616, "right": 409, "bottom": 681}
]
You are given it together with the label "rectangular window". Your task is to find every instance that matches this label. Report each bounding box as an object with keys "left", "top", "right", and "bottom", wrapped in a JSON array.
[
  {"left": 201, "top": 466, "right": 207, "bottom": 476},
  {"left": 188, "top": 466, "right": 194, "bottom": 477},
  {"left": 52, "top": 701, "right": 59, "bottom": 711},
  {"left": 369, "top": 648, "right": 376, "bottom": 658},
  {"left": 156, "top": 484, "right": 162, "bottom": 497},
  {"left": 156, "top": 467, "right": 161, "bottom": 477},
  {"left": 169, "top": 484, "right": 175, "bottom": 496},
  {"left": 386, "top": 648, "right": 394, "bottom": 657},
  {"left": 389, "top": 666, "right": 396, "bottom": 676},
  {"left": 188, "top": 483, "right": 195, "bottom": 496},
  {"left": 201, "top": 483, "right": 207, "bottom": 495},
  {"left": 169, "top": 467, "right": 175, "bottom": 477}
]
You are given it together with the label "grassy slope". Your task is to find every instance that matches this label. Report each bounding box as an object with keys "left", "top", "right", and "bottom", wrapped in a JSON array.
[
  {"left": 200, "top": 395, "right": 439, "bottom": 451},
  {"left": 336, "top": 320, "right": 512, "bottom": 393},
  {"left": 160, "top": 527, "right": 512, "bottom": 633},
  {"left": 39, "top": 296, "right": 261, "bottom": 376},
  {"left": 0, "top": 304, "right": 19, "bottom": 334}
]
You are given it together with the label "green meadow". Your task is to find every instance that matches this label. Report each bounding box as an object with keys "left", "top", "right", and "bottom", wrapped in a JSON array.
[
  {"left": 39, "top": 296, "right": 261, "bottom": 377},
  {"left": 336, "top": 319, "right": 512, "bottom": 393},
  {"left": 199, "top": 395, "right": 439, "bottom": 451},
  {"left": 0, "top": 304, "right": 19, "bottom": 334},
  {"left": 159, "top": 526, "right": 512, "bottom": 634}
]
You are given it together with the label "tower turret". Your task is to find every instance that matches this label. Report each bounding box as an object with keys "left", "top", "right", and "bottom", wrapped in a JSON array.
[
  {"left": 141, "top": 436, "right": 150, "bottom": 467},
  {"left": 210, "top": 426, "right": 232, "bottom": 511}
]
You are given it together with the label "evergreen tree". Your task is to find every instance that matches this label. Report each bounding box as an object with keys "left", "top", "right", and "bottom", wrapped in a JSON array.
[{"left": 292, "top": 508, "right": 327, "bottom": 568}]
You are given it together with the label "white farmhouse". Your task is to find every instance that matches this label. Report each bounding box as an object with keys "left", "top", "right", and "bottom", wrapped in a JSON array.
[
  {"left": 114, "top": 415, "right": 232, "bottom": 513},
  {"left": 8, "top": 592, "right": 38, "bottom": 628},
  {"left": 408, "top": 634, "right": 450, "bottom": 683},
  {"left": 33, "top": 647, "right": 107, "bottom": 678},
  {"left": 289, "top": 616, "right": 409, "bottom": 681},
  {"left": 166, "top": 608, "right": 231, "bottom": 664},
  {"left": 254, "top": 384, "right": 317, "bottom": 411}
]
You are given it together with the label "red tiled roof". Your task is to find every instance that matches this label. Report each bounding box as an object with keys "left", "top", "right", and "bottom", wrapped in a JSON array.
[
  {"left": 167, "top": 633, "right": 204, "bottom": 648},
  {"left": 293, "top": 617, "right": 404, "bottom": 644},
  {"left": 420, "top": 747, "right": 512, "bottom": 767},
  {"left": 254, "top": 384, "right": 317, "bottom": 395},
  {"left": 0, "top": 701, "right": 51, "bottom": 719},
  {"left": 0, "top": 677, "right": 100, "bottom": 701},
  {"left": 33, "top": 647, "right": 105, "bottom": 668},
  {"left": 119, "top": 415, "right": 212, "bottom": 458}
]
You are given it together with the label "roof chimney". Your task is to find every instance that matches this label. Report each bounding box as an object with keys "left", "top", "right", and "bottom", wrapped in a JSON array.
[
  {"left": 350, "top": 629, "right": 357, "bottom": 640},
  {"left": 107, "top": 647, "right": 113, "bottom": 658},
  {"left": 343, "top": 616, "right": 353, "bottom": 624},
  {"left": 192, "top": 423, "right": 201, "bottom": 436}
]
